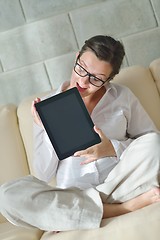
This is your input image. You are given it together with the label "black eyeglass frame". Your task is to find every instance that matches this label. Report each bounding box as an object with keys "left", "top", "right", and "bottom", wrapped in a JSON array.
[{"left": 74, "top": 56, "right": 112, "bottom": 87}]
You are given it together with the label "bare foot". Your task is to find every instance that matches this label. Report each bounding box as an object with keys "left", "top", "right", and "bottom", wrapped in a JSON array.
[
  {"left": 123, "top": 187, "right": 160, "bottom": 212},
  {"left": 103, "top": 187, "right": 160, "bottom": 219}
]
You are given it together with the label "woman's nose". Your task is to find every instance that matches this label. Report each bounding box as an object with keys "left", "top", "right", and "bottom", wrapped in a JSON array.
[{"left": 79, "top": 75, "right": 90, "bottom": 85}]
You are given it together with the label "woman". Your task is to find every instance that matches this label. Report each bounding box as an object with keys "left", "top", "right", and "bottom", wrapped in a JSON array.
[{"left": 0, "top": 35, "right": 160, "bottom": 231}]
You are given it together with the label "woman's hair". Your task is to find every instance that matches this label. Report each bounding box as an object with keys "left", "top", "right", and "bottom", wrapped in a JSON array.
[{"left": 79, "top": 35, "right": 125, "bottom": 78}]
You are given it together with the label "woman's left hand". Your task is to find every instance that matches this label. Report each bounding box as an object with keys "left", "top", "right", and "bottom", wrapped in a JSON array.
[{"left": 74, "top": 126, "right": 116, "bottom": 165}]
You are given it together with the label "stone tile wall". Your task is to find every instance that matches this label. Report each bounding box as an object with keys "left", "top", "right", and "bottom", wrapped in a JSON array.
[{"left": 0, "top": 0, "right": 160, "bottom": 105}]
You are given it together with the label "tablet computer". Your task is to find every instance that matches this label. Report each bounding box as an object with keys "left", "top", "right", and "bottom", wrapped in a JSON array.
[{"left": 35, "top": 87, "right": 101, "bottom": 160}]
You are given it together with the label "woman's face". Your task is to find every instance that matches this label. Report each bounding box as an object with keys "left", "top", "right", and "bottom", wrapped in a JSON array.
[{"left": 69, "top": 51, "right": 113, "bottom": 99}]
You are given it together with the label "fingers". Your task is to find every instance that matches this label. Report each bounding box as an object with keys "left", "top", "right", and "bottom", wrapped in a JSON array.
[
  {"left": 74, "top": 146, "right": 98, "bottom": 165},
  {"left": 80, "top": 156, "right": 97, "bottom": 165},
  {"left": 74, "top": 127, "right": 115, "bottom": 164},
  {"left": 31, "top": 97, "right": 43, "bottom": 127},
  {"left": 74, "top": 150, "right": 96, "bottom": 165},
  {"left": 74, "top": 126, "right": 105, "bottom": 165},
  {"left": 31, "top": 97, "right": 41, "bottom": 114},
  {"left": 74, "top": 146, "right": 94, "bottom": 157},
  {"left": 94, "top": 125, "right": 105, "bottom": 140},
  {"left": 74, "top": 149, "right": 87, "bottom": 157}
]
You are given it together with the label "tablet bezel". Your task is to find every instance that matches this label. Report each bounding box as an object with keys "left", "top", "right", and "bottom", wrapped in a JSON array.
[{"left": 35, "top": 87, "right": 101, "bottom": 160}]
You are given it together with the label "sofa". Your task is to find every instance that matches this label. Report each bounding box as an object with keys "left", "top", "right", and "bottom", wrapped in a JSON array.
[{"left": 0, "top": 58, "right": 160, "bottom": 240}]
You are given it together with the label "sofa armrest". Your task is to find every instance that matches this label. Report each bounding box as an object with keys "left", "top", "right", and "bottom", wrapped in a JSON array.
[
  {"left": 149, "top": 58, "right": 160, "bottom": 96},
  {"left": 0, "top": 104, "right": 29, "bottom": 184},
  {"left": 0, "top": 104, "right": 29, "bottom": 224}
]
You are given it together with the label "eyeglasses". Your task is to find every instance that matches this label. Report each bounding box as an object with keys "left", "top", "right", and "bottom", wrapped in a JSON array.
[{"left": 74, "top": 56, "right": 111, "bottom": 87}]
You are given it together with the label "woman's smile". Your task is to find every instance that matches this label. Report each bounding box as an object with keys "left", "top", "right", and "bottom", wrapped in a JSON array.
[{"left": 76, "top": 82, "right": 87, "bottom": 93}]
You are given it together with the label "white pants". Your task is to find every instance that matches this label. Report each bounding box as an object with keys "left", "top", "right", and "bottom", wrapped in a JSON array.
[{"left": 0, "top": 133, "right": 160, "bottom": 231}]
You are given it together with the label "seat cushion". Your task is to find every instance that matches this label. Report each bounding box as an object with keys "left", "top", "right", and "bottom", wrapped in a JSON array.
[{"left": 0, "top": 222, "right": 43, "bottom": 240}]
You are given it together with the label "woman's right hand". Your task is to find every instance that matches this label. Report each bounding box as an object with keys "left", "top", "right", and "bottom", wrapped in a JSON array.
[{"left": 31, "top": 97, "right": 43, "bottom": 128}]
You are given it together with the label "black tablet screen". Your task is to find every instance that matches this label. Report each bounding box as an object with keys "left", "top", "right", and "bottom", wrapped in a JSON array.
[{"left": 35, "top": 87, "right": 101, "bottom": 160}]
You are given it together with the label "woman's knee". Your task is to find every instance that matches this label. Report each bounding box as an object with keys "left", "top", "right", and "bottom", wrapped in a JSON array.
[
  {"left": 145, "top": 132, "right": 160, "bottom": 155},
  {"left": 129, "top": 132, "right": 160, "bottom": 154},
  {"left": 150, "top": 132, "right": 160, "bottom": 146}
]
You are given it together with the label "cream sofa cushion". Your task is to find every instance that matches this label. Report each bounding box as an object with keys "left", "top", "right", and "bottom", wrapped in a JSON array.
[
  {"left": 17, "top": 96, "right": 35, "bottom": 175},
  {"left": 0, "top": 104, "right": 29, "bottom": 184},
  {"left": 0, "top": 222, "right": 43, "bottom": 240},
  {"left": 149, "top": 58, "right": 160, "bottom": 95}
]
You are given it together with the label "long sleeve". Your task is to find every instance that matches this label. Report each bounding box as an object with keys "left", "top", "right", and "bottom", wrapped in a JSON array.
[
  {"left": 109, "top": 87, "right": 158, "bottom": 160},
  {"left": 33, "top": 122, "right": 59, "bottom": 183}
]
